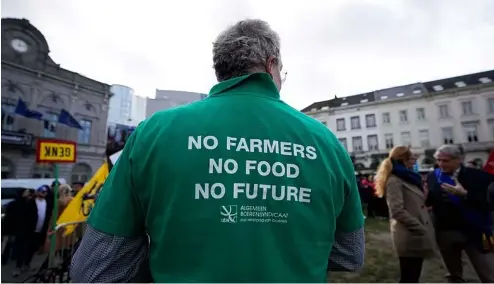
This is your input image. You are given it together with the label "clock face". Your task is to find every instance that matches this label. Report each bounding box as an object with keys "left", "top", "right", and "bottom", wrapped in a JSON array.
[{"left": 11, "top": 38, "right": 28, "bottom": 53}]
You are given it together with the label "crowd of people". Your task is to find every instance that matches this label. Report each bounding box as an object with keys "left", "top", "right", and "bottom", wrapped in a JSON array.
[
  {"left": 354, "top": 145, "right": 494, "bottom": 283},
  {"left": 2, "top": 18, "right": 492, "bottom": 284},
  {"left": 1, "top": 181, "right": 82, "bottom": 277},
  {"left": 67, "top": 19, "right": 494, "bottom": 283},
  {"left": 376, "top": 144, "right": 494, "bottom": 283},
  {"left": 358, "top": 174, "right": 389, "bottom": 219}
]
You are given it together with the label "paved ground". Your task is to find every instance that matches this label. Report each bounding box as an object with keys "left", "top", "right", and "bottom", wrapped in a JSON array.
[{"left": 2, "top": 252, "right": 47, "bottom": 283}]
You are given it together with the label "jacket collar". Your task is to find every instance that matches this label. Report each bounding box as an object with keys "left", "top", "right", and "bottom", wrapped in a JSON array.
[
  {"left": 208, "top": 73, "right": 280, "bottom": 100},
  {"left": 401, "top": 180, "right": 426, "bottom": 200},
  {"left": 391, "top": 175, "right": 426, "bottom": 200}
]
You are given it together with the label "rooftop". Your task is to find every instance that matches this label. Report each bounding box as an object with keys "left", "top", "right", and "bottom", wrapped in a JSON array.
[
  {"left": 301, "top": 92, "right": 375, "bottom": 113},
  {"left": 423, "top": 70, "right": 494, "bottom": 94},
  {"left": 301, "top": 69, "right": 494, "bottom": 113}
]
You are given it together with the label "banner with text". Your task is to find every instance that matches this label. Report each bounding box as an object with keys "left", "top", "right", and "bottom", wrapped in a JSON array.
[{"left": 188, "top": 135, "right": 318, "bottom": 224}]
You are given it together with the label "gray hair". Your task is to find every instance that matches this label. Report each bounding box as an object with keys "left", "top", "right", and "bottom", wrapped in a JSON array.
[
  {"left": 434, "top": 144, "right": 462, "bottom": 159},
  {"left": 212, "top": 19, "right": 281, "bottom": 82}
]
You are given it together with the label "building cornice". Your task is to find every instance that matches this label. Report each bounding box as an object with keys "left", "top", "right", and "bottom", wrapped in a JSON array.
[
  {"left": 304, "top": 82, "right": 494, "bottom": 116},
  {"left": 1, "top": 60, "right": 110, "bottom": 97}
]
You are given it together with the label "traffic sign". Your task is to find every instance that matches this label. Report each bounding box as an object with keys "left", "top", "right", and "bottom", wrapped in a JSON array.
[{"left": 36, "top": 139, "right": 77, "bottom": 163}]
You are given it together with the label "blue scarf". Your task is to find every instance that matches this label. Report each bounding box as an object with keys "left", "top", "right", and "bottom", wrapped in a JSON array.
[
  {"left": 434, "top": 168, "right": 494, "bottom": 252},
  {"left": 391, "top": 160, "right": 423, "bottom": 191}
]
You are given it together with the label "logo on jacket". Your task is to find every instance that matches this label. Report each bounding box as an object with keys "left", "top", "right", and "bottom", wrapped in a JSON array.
[{"left": 220, "top": 205, "right": 238, "bottom": 223}]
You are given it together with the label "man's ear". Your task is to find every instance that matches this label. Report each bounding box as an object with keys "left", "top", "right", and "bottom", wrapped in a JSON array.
[{"left": 265, "top": 56, "right": 276, "bottom": 74}]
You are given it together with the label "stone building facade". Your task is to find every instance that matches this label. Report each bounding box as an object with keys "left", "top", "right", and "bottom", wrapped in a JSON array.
[
  {"left": 303, "top": 70, "right": 494, "bottom": 172},
  {"left": 1, "top": 18, "right": 111, "bottom": 182}
]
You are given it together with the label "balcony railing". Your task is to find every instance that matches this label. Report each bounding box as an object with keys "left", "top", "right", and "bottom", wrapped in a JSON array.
[{"left": 461, "top": 141, "right": 494, "bottom": 152}]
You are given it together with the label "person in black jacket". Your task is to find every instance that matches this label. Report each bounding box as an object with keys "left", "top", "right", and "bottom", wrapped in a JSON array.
[
  {"left": 31, "top": 185, "right": 54, "bottom": 256},
  {"left": 426, "top": 145, "right": 494, "bottom": 283},
  {"left": 3, "top": 188, "right": 38, "bottom": 276}
]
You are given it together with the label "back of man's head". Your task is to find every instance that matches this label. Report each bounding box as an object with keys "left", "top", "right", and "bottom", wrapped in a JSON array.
[
  {"left": 51, "top": 180, "right": 59, "bottom": 189},
  {"left": 212, "top": 19, "right": 281, "bottom": 83}
]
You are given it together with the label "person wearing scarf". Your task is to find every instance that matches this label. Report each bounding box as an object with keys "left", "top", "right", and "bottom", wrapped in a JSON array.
[
  {"left": 375, "top": 146, "right": 436, "bottom": 283},
  {"left": 426, "top": 144, "right": 494, "bottom": 283}
]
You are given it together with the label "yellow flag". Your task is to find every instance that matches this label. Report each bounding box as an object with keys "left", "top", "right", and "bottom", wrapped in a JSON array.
[{"left": 57, "top": 162, "right": 109, "bottom": 236}]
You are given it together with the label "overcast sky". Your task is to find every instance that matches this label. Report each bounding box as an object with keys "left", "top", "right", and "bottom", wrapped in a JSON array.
[{"left": 2, "top": 0, "right": 494, "bottom": 109}]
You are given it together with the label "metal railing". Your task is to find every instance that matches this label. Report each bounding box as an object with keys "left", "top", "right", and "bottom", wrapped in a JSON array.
[{"left": 21, "top": 220, "right": 87, "bottom": 283}]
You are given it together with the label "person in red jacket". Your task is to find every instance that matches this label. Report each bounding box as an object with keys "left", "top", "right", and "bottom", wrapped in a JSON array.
[{"left": 364, "top": 176, "right": 378, "bottom": 218}]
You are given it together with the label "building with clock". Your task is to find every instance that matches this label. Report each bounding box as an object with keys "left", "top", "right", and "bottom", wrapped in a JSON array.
[{"left": 1, "top": 18, "right": 111, "bottom": 182}]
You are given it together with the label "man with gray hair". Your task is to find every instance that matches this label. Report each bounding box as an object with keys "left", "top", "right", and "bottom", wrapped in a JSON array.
[
  {"left": 426, "top": 144, "right": 494, "bottom": 283},
  {"left": 71, "top": 19, "right": 364, "bottom": 282}
]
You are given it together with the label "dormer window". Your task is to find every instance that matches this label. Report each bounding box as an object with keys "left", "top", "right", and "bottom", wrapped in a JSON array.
[
  {"left": 479, "top": 77, "right": 492, "bottom": 83},
  {"left": 433, "top": 85, "right": 444, "bottom": 91}
]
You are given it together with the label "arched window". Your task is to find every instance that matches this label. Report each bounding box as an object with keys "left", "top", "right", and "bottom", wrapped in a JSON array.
[
  {"left": 32, "top": 163, "right": 54, "bottom": 178},
  {"left": 71, "top": 163, "right": 92, "bottom": 183},
  {"left": 1, "top": 157, "right": 15, "bottom": 179}
]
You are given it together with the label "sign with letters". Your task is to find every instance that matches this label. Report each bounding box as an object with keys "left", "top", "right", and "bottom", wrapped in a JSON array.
[
  {"left": 36, "top": 139, "right": 77, "bottom": 163},
  {"left": 1, "top": 131, "right": 33, "bottom": 147},
  {"left": 187, "top": 135, "right": 318, "bottom": 224}
]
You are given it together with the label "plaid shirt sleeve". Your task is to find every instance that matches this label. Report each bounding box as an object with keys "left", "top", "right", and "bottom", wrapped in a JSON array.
[
  {"left": 70, "top": 225, "right": 150, "bottom": 283},
  {"left": 72, "top": 225, "right": 364, "bottom": 281},
  {"left": 327, "top": 227, "right": 365, "bottom": 272}
]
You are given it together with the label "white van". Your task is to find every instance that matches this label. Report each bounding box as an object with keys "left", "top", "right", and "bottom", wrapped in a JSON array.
[{"left": 1, "top": 178, "right": 67, "bottom": 208}]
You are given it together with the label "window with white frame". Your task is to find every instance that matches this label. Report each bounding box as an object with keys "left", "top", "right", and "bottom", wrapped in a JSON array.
[
  {"left": 401, "top": 131, "right": 411, "bottom": 146},
  {"left": 78, "top": 119, "right": 92, "bottom": 144},
  {"left": 438, "top": 104, "right": 449, "bottom": 118},
  {"left": 384, "top": 133, "right": 394, "bottom": 149},
  {"left": 336, "top": 118, "right": 346, "bottom": 131},
  {"left": 488, "top": 98, "right": 494, "bottom": 113},
  {"left": 351, "top": 116, "right": 361, "bottom": 129},
  {"left": 462, "top": 123, "right": 478, "bottom": 142},
  {"left": 489, "top": 120, "right": 494, "bottom": 139},
  {"left": 461, "top": 101, "right": 474, "bottom": 116},
  {"left": 43, "top": 113, "right": 58, "bottom": 138},
  {"left": 399, "top": 110, "right": 408, "bottom": 123},
  {"left": 352, "top": 136, "right": 363, "bottom": 153},
  {"left": 1, "top": 103, "right": 15, "bottom": 131},
  {"left": 382, "top": 112, "right": 391, "bottom": 124},
  {"left": 416, "top": 107, "right": 426, "bottom": 121},
  {"left": 365, "top": 114, "right": 376, "bottom": 128},
  {"left": 338, "top": 138, "right": 348, "bottom": 151},
  {"left": 367, "top": 135, "right": 379, "bottom": 151},
  {"left": 441, "top": 127, "right": 454, "bottom": 144},
  {"left": 419, "top": 130, "right": 430, "bottom": 147}
]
